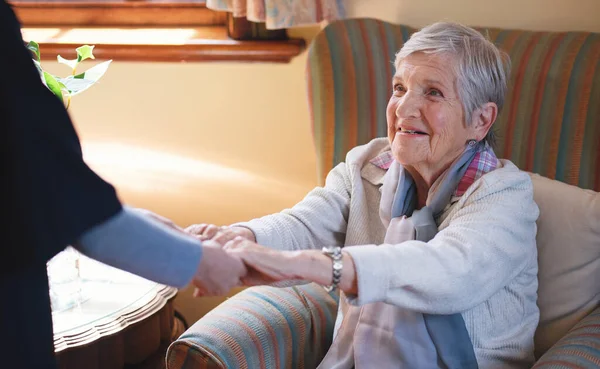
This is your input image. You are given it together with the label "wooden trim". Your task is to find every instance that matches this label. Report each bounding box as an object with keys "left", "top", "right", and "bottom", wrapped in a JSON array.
[
  {"left": 35, "top": 38, "right": 306, "bottom": 63},
  {"left": 11, "top": 0, "right": 226, "bottom": 27}
]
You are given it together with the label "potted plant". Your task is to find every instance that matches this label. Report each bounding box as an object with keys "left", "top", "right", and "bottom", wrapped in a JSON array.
[{"left": 27, "top": 41, "right": 111, "bottom": 109}]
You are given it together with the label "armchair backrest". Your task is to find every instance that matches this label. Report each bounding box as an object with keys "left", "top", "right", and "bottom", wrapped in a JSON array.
[{"left": 306, "top": 18, "right": 600, "bottom": 191}]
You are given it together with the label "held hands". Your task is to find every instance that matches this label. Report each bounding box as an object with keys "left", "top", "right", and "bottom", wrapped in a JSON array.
[
  {"left": 191, "top": 240, "right": 247, "bottom": 297},
  {"left": 184, "top": 223, "right": 293, "bottom": 287},
  {"left": 132, "top": 211, "right": 253, "bottom": 245},
  {"left": 133, "top": 213, "right": 307, "bottom": 295},
  {"left": 190, "top": 238, "right": 300, "bottom": 297},
  {"left": 185, "top": 223, "right": 295, "bottom": 290},
  {"left": 185, "top": 224, "right": 256, "bottom": 245},
  {"left": 223, "top": 237, "right": 306, "bottom": 287},
  {"left": 224, "top": 237, "right": 358, "bottom": 294},
  {"left": 132, "top": 209, "right": 246, "bottom": 296},
  {"left": 186, "top": 224, "right": 267, "bottom": 295},
  {"left": 132, "top": 210, "right": 277, "bottom": 296}
]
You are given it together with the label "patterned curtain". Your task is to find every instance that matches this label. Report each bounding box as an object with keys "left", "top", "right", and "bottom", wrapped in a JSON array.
[{"left": 206, "top": 0, "right": 346, "bottom": 30}]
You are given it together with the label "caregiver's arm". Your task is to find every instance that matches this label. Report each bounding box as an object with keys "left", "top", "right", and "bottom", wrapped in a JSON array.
[{"left": 75, "top": 206, "right": 246, "bottom": 294}]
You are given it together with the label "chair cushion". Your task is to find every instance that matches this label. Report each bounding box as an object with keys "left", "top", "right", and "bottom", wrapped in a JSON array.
[
  {"left": 530, "top": 173, "right": 600, "bottom": 358},
  {"left": 166, "top": 283, "right": 339, "bottom": 369},
  {"left": 532, "top": 306, "right": 600, "bottom": 368}
]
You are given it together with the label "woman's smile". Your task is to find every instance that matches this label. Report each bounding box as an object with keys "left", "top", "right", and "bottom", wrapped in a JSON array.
[{"left": 396, "top": 126, "right": 429, "bottom": 138}]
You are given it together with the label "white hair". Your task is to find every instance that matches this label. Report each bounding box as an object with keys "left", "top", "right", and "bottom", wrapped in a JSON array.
[{"left": 395, "top": 22, "right": 510, "bottom": 146}]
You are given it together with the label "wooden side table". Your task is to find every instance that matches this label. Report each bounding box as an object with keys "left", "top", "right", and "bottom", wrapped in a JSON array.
[{"left": 51, "top": 258, "right": 182, "bottom": 369}]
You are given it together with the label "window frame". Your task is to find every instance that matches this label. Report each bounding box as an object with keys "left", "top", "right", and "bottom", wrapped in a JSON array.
[
  {"left": 11, "top": 1, "right": 305, "bottom": 62},
  {"left": 11, "top": 0, "right": 226, "bottom": 27}
]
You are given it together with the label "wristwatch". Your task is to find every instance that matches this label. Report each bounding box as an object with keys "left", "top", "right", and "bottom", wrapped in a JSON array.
[{"left": 322, "top": 246, "right": 343, "bottom": 292}]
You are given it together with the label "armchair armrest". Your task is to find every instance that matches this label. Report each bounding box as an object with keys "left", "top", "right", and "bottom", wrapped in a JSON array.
[
  {"left": 166, "top": 283, "right": 339, "bottom": 369},
  {"left": 533, "top": 306, "right": 600, "bottom": 368}
]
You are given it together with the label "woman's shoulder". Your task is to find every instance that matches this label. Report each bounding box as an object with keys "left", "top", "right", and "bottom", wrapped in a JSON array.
[
  {"left": 344, "top": 137, "right": 391, "bottom": 166},
  {"left": 464, "top": 159, "right": 535, "bottom": 202},
  {"left": 340, "top": 138, "right": 391, "bottom": 185},
  {"left": 443, "top": 160, "right": 539, "bottom": 230},
  {"left": 484, "top": 159, "right": 533, "bottom": 187}
]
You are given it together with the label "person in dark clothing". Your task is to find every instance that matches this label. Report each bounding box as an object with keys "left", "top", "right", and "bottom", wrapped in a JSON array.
[{"left": 0, "top": 2, "right": 247, "bottom": 368}]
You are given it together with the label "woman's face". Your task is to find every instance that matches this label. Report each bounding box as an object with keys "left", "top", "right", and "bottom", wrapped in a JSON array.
[{"left": 387, "top": 52, "right": 478, "bottom": 177}]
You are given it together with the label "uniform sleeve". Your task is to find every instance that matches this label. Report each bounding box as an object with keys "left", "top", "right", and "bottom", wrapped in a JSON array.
[
  {"left": 1, "top": 0, "right": 122, "bottom": 274},
  {"left": 77, "top": 207, "right": 202, "bottom": 288}
]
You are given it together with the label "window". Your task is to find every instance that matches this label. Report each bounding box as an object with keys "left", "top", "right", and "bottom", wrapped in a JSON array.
[{"left": 11, "top": 0, "right": 305, "bottom": 62}]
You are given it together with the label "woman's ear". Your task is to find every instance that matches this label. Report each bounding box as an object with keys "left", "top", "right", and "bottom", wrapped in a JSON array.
[{"left": 471, "top": 102, "right": 498, "bottom": 141}]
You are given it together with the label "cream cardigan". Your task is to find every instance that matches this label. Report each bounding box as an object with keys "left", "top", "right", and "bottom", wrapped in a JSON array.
[{"left": 238, "top": 138, "right": 540, "bottom": 369}]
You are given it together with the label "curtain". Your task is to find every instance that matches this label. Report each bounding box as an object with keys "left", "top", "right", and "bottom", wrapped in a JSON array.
[{"left": 206, "top": 0, "right": 346, "bottom": 30}]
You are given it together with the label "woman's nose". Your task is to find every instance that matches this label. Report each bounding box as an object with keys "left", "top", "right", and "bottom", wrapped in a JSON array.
[{"left": 395, "top": 91, "right": 421, "bottom": 119}]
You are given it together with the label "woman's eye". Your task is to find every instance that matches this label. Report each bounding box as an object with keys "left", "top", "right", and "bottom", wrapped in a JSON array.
[
  {"left": 428, "top": 89, "right": 443, "bottom": 97},
  {"left": 393, "top": 84, "right": 406, "bottom": 93}
]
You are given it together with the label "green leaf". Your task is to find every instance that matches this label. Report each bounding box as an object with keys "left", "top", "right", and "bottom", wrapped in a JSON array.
[
  {"left": 43, "top": 71, "right": 64, "bottom": 102},
  {"left": 64, "top": 60, "right": 112, "bottom": 96},
  {"left": 74, "top": 59, "right": 111, "bottom": 80},
  {"left": 75, "top": 45, "right": 95, "bottom": 63},
  {"left": 57, "top": 55, "right": 79, "bottom": 71},
  {"left": 27, "top": 41, "right": 40, "bottom": 61},
  {"left": 32, "top": 59, "right": 43, "bottom": 74},
  {"left": 32, "top": 60, "right": 45, "bottom": 85},
  {"left": 58, "top": 76, "right": 94, "bottom": 95}
]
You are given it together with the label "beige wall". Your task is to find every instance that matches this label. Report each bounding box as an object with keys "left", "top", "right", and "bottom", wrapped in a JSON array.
[
  {"left": 48, "top": 0, "right": 599, "bottom": 323},
  {"left": 45, "top": 27, "right": 322, "bottom": 229}
]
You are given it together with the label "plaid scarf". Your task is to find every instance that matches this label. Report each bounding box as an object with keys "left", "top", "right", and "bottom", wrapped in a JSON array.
[{"left": 370, "top": 145, "right": 500, "bottom": 198}]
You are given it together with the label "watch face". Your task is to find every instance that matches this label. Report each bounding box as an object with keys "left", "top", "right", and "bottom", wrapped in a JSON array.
[
  {"left": 322, "top": 246, "right": 336, "bottom": 253},
  {"left": 322, "top": 246, "right": 342, "bottom": 259}
]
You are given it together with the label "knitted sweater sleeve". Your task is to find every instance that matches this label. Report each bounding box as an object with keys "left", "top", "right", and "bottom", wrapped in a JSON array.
[
  {"left": 234, "top": 162, "right": 352, "bottom": 251},
  {"left": 343, "top": 170, "right": 539, "bottom": 314}
]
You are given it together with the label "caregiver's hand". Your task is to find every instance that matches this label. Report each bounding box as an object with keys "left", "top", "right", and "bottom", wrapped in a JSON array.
[
  {"left": 191, "top": 240, "right": 247, "bottom": 296},
  {"left": 185, "top": 224, "right": 255, "bottom": 245}
]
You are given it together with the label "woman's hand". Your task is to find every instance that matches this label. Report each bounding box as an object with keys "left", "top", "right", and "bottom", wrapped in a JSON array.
[
  {"left": 223, "top": 237, "right": 302, "bottom": 286},
  {"left": 226, "top": 237, "right": 359, "bottom": 293},
  {"left": 185, "top": 224, "right": 256, "bottom": 246}
]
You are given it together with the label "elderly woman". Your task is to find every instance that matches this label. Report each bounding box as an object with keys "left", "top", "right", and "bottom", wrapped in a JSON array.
[{"left": 188, "top": 22, "right": 539, "bottom": 369}]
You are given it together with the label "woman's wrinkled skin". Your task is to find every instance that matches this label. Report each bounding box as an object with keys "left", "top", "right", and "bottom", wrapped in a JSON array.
[{"left": 388, "top": 52, "right": 496, "bottom": 205}]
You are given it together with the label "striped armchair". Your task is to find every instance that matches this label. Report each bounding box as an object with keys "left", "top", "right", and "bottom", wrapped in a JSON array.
[{"left": 167, "top": 19, "right": 600, "bottom": 369}]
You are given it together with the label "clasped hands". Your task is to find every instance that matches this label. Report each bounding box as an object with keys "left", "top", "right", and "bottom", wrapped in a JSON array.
[
  {"left": 138, "top": 210, "right": 353, "bottom": 297},
  {"left": 187, "top": 224, "right": 306, "bottom": 297}
]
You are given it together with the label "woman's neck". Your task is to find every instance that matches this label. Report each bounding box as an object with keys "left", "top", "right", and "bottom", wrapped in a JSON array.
[
  {"left": 405, "top": 155, "right": 459, "bottom": 208},
  {"left": 404, "top": 168, "right": 432, "bottom": 208}
]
